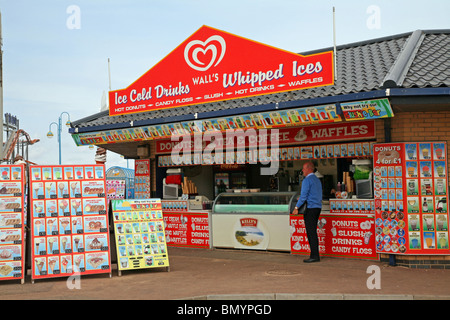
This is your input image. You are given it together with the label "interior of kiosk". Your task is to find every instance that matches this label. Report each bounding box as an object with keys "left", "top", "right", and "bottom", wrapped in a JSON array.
[{"left": 156, "top": 148, "right": 374, "bottom": 203}]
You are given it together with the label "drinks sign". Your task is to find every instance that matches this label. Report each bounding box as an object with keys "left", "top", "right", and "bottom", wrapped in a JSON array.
[
  {"left": 290, "top": 214, "right": 377, "bottom": 260},
  {"left": 109, "top": 25, "right": 334, "bottom": 116}
]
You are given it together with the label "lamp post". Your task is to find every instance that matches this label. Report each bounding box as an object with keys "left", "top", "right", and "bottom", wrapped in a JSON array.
[{"left": 47, "top": 112, "right": 71, "bottom": 164}]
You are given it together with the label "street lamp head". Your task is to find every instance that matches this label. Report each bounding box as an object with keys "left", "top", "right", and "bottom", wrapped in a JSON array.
[
  {"left": 47, "top": 131, "right": 54, "bottom": 138},
  {"left": 65, "top": 120, "right": 71, "bottom": 127}
]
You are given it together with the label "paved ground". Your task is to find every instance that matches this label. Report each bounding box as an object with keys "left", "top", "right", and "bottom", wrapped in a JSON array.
[{"left": 1, "top": 247, "right": 449, "bottom": 300}]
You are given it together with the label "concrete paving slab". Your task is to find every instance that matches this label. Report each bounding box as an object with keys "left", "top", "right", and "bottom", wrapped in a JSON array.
[{"left": 0, "top": 247, "right": 449, "bottom": 300}]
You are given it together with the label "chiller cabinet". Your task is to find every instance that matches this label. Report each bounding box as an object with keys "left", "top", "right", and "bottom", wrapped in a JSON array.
[{"left": 212, "top": 192, "right": 298, "bottom": 251}]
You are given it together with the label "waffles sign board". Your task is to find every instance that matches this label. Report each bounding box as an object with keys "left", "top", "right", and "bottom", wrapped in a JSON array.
[{"left": 109, "top": 25, "right": 334, "bottom": 116}]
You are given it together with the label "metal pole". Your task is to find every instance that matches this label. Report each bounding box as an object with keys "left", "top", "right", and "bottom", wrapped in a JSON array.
[
  {"left": 48, "top": 121, "right": 59, "bottom": 164},
  {"left": 58, "top": 115, "right": 62, "bottom": 164},
  {"left": 333, "top": 7, "right": 337, "bottom": 82},
  {"left": 108, "top": 58, "right": 111, "bottom": 91}
]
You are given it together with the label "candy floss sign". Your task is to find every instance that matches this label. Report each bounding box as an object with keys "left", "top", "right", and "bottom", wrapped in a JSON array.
[
  {"left": 290, "top": 215, "right": 378, "bottom": 260},
  {"left": 109, "top": 25, "right": 334, "bottom": 116}
]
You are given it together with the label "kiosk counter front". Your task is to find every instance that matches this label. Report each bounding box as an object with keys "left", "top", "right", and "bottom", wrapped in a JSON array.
[{"left": 212, "top": 192, "right": 298, "bottom": 251}]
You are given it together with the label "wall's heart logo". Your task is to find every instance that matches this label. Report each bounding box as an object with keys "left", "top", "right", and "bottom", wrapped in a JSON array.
[{"left": 184, "top": 35, "right": 226, "bottom": 72}]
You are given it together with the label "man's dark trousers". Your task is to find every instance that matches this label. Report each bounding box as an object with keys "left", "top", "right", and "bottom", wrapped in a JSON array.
[{"left": 304, "top": 208, "right": 321, "bottom": 259}]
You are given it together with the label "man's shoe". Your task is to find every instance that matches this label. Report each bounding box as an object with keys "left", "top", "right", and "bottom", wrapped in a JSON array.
[{"left": 303, "top": 258, "right": 320, "bottom": 263}]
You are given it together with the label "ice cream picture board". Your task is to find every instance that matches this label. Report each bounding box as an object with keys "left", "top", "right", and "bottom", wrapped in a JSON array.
[
  {"left": 30, "top": 165, "right": 111, "bottom": 280},
  {"left": 374, "top": 142, "right": 449, "bottom": 255},
  {"left": 0, "top": 165, "right": 26, "bottom": 282}
]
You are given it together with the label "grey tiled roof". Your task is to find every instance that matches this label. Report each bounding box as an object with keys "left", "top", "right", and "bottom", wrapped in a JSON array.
[
  {"left": 402, "top": 33, "right": 450, "bottom": 88},
  {"left": 71, "top": 29, "right": 450, "bottom": 132}
]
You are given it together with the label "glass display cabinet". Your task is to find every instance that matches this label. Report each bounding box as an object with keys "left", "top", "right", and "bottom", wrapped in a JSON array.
[{"left": 212, "top": 192, "right": 299, "bottom": 251}]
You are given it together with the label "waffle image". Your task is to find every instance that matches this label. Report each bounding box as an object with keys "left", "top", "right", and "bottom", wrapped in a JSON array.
[
  {"left": 83, "top": 187, "right": 104, "bottom": 195},
  {"left": 5, "top": 219, "right": 21, "bottom": 226},
  {"left": 1, "top": 234, "right": 20, "bottom": 242},
  {"left": 87, "top": 257, "right": 104, "bottom": 269},
  {"left": 0, "top": 187, "right": 21, "bottom": 194},
  {"left": 5, "top": 203, "right": 21, "bottom": 209},
  {"left": 84, "top": 205, "right": 105, "bottom": 212},
  {"left": 88, "top": 221, "right": 103, "bottom": 231},
  {"left": 88, "top": 238, "right": 103, "bottom": 250},
  {"left": 0, "top": 264, "right": 13, "bottom": 276}
]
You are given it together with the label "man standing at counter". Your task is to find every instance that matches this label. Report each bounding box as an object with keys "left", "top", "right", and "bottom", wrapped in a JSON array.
[{"left": 291, "top": 161, "right": 322, "bottom": 263}]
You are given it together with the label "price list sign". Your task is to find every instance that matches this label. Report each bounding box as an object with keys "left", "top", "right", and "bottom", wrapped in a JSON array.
[
  {"left": 0, "top": 165, "right": 26, "bottom": 282},
  {"left": 30, "top": 165, "right": 111, "bottom": 280},
  {"left": 374, "top": 142, "right": 449, "bottom": 255},
  {"left": 111, "top": 199, "right": 169, "bottom": 272},
  {"left": 290, "top": 214, "right": 377, "bottom": 260},
  {"left": 134, "top": 160, "right": 150, "bottom": 199}
]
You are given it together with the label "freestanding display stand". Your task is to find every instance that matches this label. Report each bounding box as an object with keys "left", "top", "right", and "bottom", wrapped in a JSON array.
[
  {"left": 110, "top": 198, "right": 169, "bottom": 276},
  {"left": 29, "top": 164, "right": 112, "bottom": 282},
  {"left": 373, "top": 142, "right": 449, "bottom": 255},
  {"left": 0, "top": 165, "right": 27, "bottom": 284}
]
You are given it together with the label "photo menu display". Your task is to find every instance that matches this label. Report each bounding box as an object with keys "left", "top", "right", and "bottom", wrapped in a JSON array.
[
  {"left": 0, "top": 165, "right": 26, "bottom": 282},
  {"left": 374, "top": 142, "right": 449, "bottom": 255},
  {"left": 30, "top": 165, "right": 111, "bottom": 280},
  {"left": 134, "top": 160, "right": 151, "bottom": 199},
  {"left": 111, "top": 199, "right": 169, "bottom": 272}
]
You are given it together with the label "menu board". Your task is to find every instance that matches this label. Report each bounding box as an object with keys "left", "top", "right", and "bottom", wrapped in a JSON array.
[
  {"left": 330, "top": 199, "right": 375, "bottom": 214},
  {"left": 163, "top": 212, "right": 210, "bottom": 249},
  {"left": 30, "top": 165, "right": 111, "bottom": 280},
  {"left": 373, "top": 142, "right": 449, "bottom": 255},
  {"left": 134, "top": 160, "right": 151, "bottom": 199},
  {"left": 290, "top": 214, "right": 377, "bottom": 260},
  {"left": 106, "top": 180, "right": 126, "bottom": 200},
  {"left": 111, "top": 199, "right": 169, "bottom": 272},
  {"left": 158, "top": 141, "right": 375, "bottom": 167},
  {"left": 0, "top": 165, "right": 26, "bottom": 282}
]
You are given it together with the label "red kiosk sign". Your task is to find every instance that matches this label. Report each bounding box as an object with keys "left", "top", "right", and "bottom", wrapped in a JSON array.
[{"left": 109, "top": 25, "right": 334, "bottom": 116}]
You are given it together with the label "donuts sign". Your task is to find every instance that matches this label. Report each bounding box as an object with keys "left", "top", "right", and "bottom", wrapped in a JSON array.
[{"left": 109, "top": 25, "right": 334, "bottom": 116}]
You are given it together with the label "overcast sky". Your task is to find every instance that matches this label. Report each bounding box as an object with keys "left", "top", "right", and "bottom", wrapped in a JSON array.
[{"left": 0, "top": 0, "right": 448, "bottom": 170}]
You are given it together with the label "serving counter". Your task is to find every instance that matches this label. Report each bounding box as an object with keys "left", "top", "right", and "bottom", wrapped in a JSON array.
[
  {"left": 212, "top": 192, "right": 298, "bottom": 251},
  {"left": 163, "top": 192, "right": 379, "bottom": 259}
]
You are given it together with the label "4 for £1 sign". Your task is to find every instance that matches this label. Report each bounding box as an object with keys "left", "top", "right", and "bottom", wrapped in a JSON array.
[{"left": 109, "top": 25, "right": 334, "bottom": 116}]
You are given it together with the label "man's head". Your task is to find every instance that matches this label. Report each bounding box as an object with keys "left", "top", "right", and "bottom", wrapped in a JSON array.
[{"left": 302, "top": 161, "right": 315, "bottom": 176}]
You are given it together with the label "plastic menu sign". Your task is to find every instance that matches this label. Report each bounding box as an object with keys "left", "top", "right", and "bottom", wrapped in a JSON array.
[
  {"left": 290, "top": 214, "right": 377, "bottom": 260},
  {"left": 30, "top": 164, "right": 111, "bottom": 281},
  {"left": 134, "top": 160, "right": 150, "bottom": 199},
  {"left": 373, "top": 142, "right": 449, "bottom": 255},
  {"left": 106, "top": 180, "right": 126, "bottom": 200},
  {"left": 0, "top": 165, "right": 26, "bottom": 282},
  {"left": 111, "top": 199, "right": 169, "bottom": 273}
]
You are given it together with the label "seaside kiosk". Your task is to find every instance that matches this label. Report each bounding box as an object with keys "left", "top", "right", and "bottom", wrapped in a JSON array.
[{"left": 69, "top": 27, "right": 450, "bottom": 267}]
